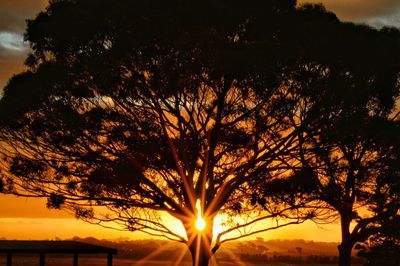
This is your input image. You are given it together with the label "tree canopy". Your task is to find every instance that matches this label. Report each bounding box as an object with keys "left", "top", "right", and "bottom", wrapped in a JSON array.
[{"left": 1, "top": 1, "right": 400, "bottom": 266}]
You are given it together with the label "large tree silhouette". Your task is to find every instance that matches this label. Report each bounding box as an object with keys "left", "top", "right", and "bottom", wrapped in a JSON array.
[
  {"left": 0, "top": 1, "right": 322, "bottom": 265},
  {"left": 0, "top": 1, "right": 400, "bottom": 266}
]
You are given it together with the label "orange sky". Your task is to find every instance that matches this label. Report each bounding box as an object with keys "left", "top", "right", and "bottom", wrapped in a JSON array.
[
  {"left": 0, "top": 194, "right": 342, "bottom": 242},
  {"left": 0, "top": 0, "right": 399, "bottom": 242}
]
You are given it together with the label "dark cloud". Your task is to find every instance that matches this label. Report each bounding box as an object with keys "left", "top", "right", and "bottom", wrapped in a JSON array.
[
  {"left": 0, "top": 0, "right": 46, "bottom": 89},
  {"left": 300, "top": 0, "right": 400, "bottom": 27},
  {"left": 0, "top": 0, "right": 48, "bottom": 33}
]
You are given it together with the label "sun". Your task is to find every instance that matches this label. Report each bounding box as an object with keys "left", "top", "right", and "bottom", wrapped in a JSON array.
[
  {"left": 195, "top": 199, "right": 206, "bottom": 232},
  {"left": 195, "top": 213, "right": 206, "bottom": 231}
]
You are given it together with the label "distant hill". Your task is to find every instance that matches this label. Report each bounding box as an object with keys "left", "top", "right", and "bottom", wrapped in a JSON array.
[
  {"left": 230, "top": 238, "right": 341, "bottom": 256},
  {"left": 69, "top": 236, "right": 342, "bottom": 255}
]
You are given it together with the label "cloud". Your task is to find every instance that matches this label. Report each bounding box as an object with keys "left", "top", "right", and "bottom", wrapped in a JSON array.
[
  {"left": 0, "top": 32, "right": 29, "bottom": 90},
  {"left": 0, "top": 0, "right": 46, "bottom": 90},
  {"left": 0, "top": 32, "right": 28, "bottom": 52},
  {"left": 299, "top": 0, "right": 400, "bottom": 27},
  {"left": 0, "top": 0, "right": 48, "bottom": 33},
  {"left": 365, "top": 12, "right": 400, "bottom": 29}
]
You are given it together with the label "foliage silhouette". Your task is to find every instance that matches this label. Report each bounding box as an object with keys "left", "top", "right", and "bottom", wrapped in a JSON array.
[
  {"left": 356, "top": 215, "right": 400, "bottom": 266},
  {"left": 297, "top": 115, "right": 400, "bottom": 266},
  {"left": 254, "top": 6, "right": 400, "bottom": 266}
]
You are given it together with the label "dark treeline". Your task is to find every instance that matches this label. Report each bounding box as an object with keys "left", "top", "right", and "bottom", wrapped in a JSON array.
[{"left": 66, "top": 237, "right": 366, "bottom": 264}]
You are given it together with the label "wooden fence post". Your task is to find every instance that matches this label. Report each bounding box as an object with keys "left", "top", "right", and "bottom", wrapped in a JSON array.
[
  {"left": 39, "top": 253, "right": 45, "bottom": 266},
  {"left": 6, "top": 253, "right": 12, "bottom": 266},
  {"left": 73, "top": 253, "right": 78, "bottom": 266},
  {"left": 107, "top": 252, "right": 113, "bottom": 266}
]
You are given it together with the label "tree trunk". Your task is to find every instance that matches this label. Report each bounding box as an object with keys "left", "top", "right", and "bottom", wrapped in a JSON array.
[
  {"left": 338, "top": 213, "right": 354, "bottom": 266},
  {"left": 338, "top": 242, "right": 352, "bottom": 266},
  {"left": 184, "top": 221, "right": 214, "bottom": 266},
  {"left": 188, "top": 238, "right": 211, "bottom": 266}
]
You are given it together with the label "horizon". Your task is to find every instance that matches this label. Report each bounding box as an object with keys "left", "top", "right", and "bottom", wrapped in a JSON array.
[
  {"left": 1, "top": 0, "right": 399, "bottom": 243},
  {"left": 0, "top": 194, "right": 341, "bottom": 242},
  {"left": 0, "top": 235, "right": 343, "bottom": 244}
]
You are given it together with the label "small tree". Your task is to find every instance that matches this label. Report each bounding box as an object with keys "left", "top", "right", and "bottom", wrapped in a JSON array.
[
  {"left": 303, "top": 116, "right": 400, "bottom": 266},
  {"left": 251, "top": 6, "right": 400, "bottom": 266},
  {"left": 273, "top": 8, "right": 400, "bottom": 265}
]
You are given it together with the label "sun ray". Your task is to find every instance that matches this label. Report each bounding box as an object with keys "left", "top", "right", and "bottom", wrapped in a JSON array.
[
  {"left": 195, "top": 234, "right": 201, "bottom": 266},
  {"left": 171, "top": 245, "right": 190, "bottom": 266},
  {"left": 208, "top": 254, "right": 219, "bottom": 266},
  {"left": 133, "top": 241, "right": 178, "bottom": 266},
  {"left": 172, "top": 232, "right": 197, "bottom": 266},
  {"left": 222, "top": 249, "right": 248, "bottom": 266}
]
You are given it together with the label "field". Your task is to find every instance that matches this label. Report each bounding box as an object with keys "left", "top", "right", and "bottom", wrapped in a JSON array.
[
  {"left": 0, "top": 238, "right": 365, "bottom": 266},
  {"left": 0, "top": 255, "right": 361, "bottom": 266}
]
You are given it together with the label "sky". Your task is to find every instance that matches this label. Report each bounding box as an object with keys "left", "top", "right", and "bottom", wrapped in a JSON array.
[{"left": 0, "top": 0, "right": 400, "bottom": 242}]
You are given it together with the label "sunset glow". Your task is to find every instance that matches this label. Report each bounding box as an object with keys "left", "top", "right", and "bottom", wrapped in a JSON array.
[{"left": 195, "top": 199, "right": 206, "bottom": 232}]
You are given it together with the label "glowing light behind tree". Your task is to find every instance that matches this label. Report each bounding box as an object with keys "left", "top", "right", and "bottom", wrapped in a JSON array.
[{"left": 195, "top": 199, "right": 206, "bottom": 232}]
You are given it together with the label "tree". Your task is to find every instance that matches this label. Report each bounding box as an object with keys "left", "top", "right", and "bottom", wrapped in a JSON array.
[
  {"left": 266, "top": 8, "right": 400, "bottom": 266},
  {"left": 1, "top": 1, "right": 399, "bottom": 266},
  {"left": 0, "top": 1, "right": 321, "bottom": 265},
  {"left": 300, "top": 116, "right": 400, "bottom": 266},
  {"left": 247, "top": 5, "right": 400, "bottom": 266}
]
